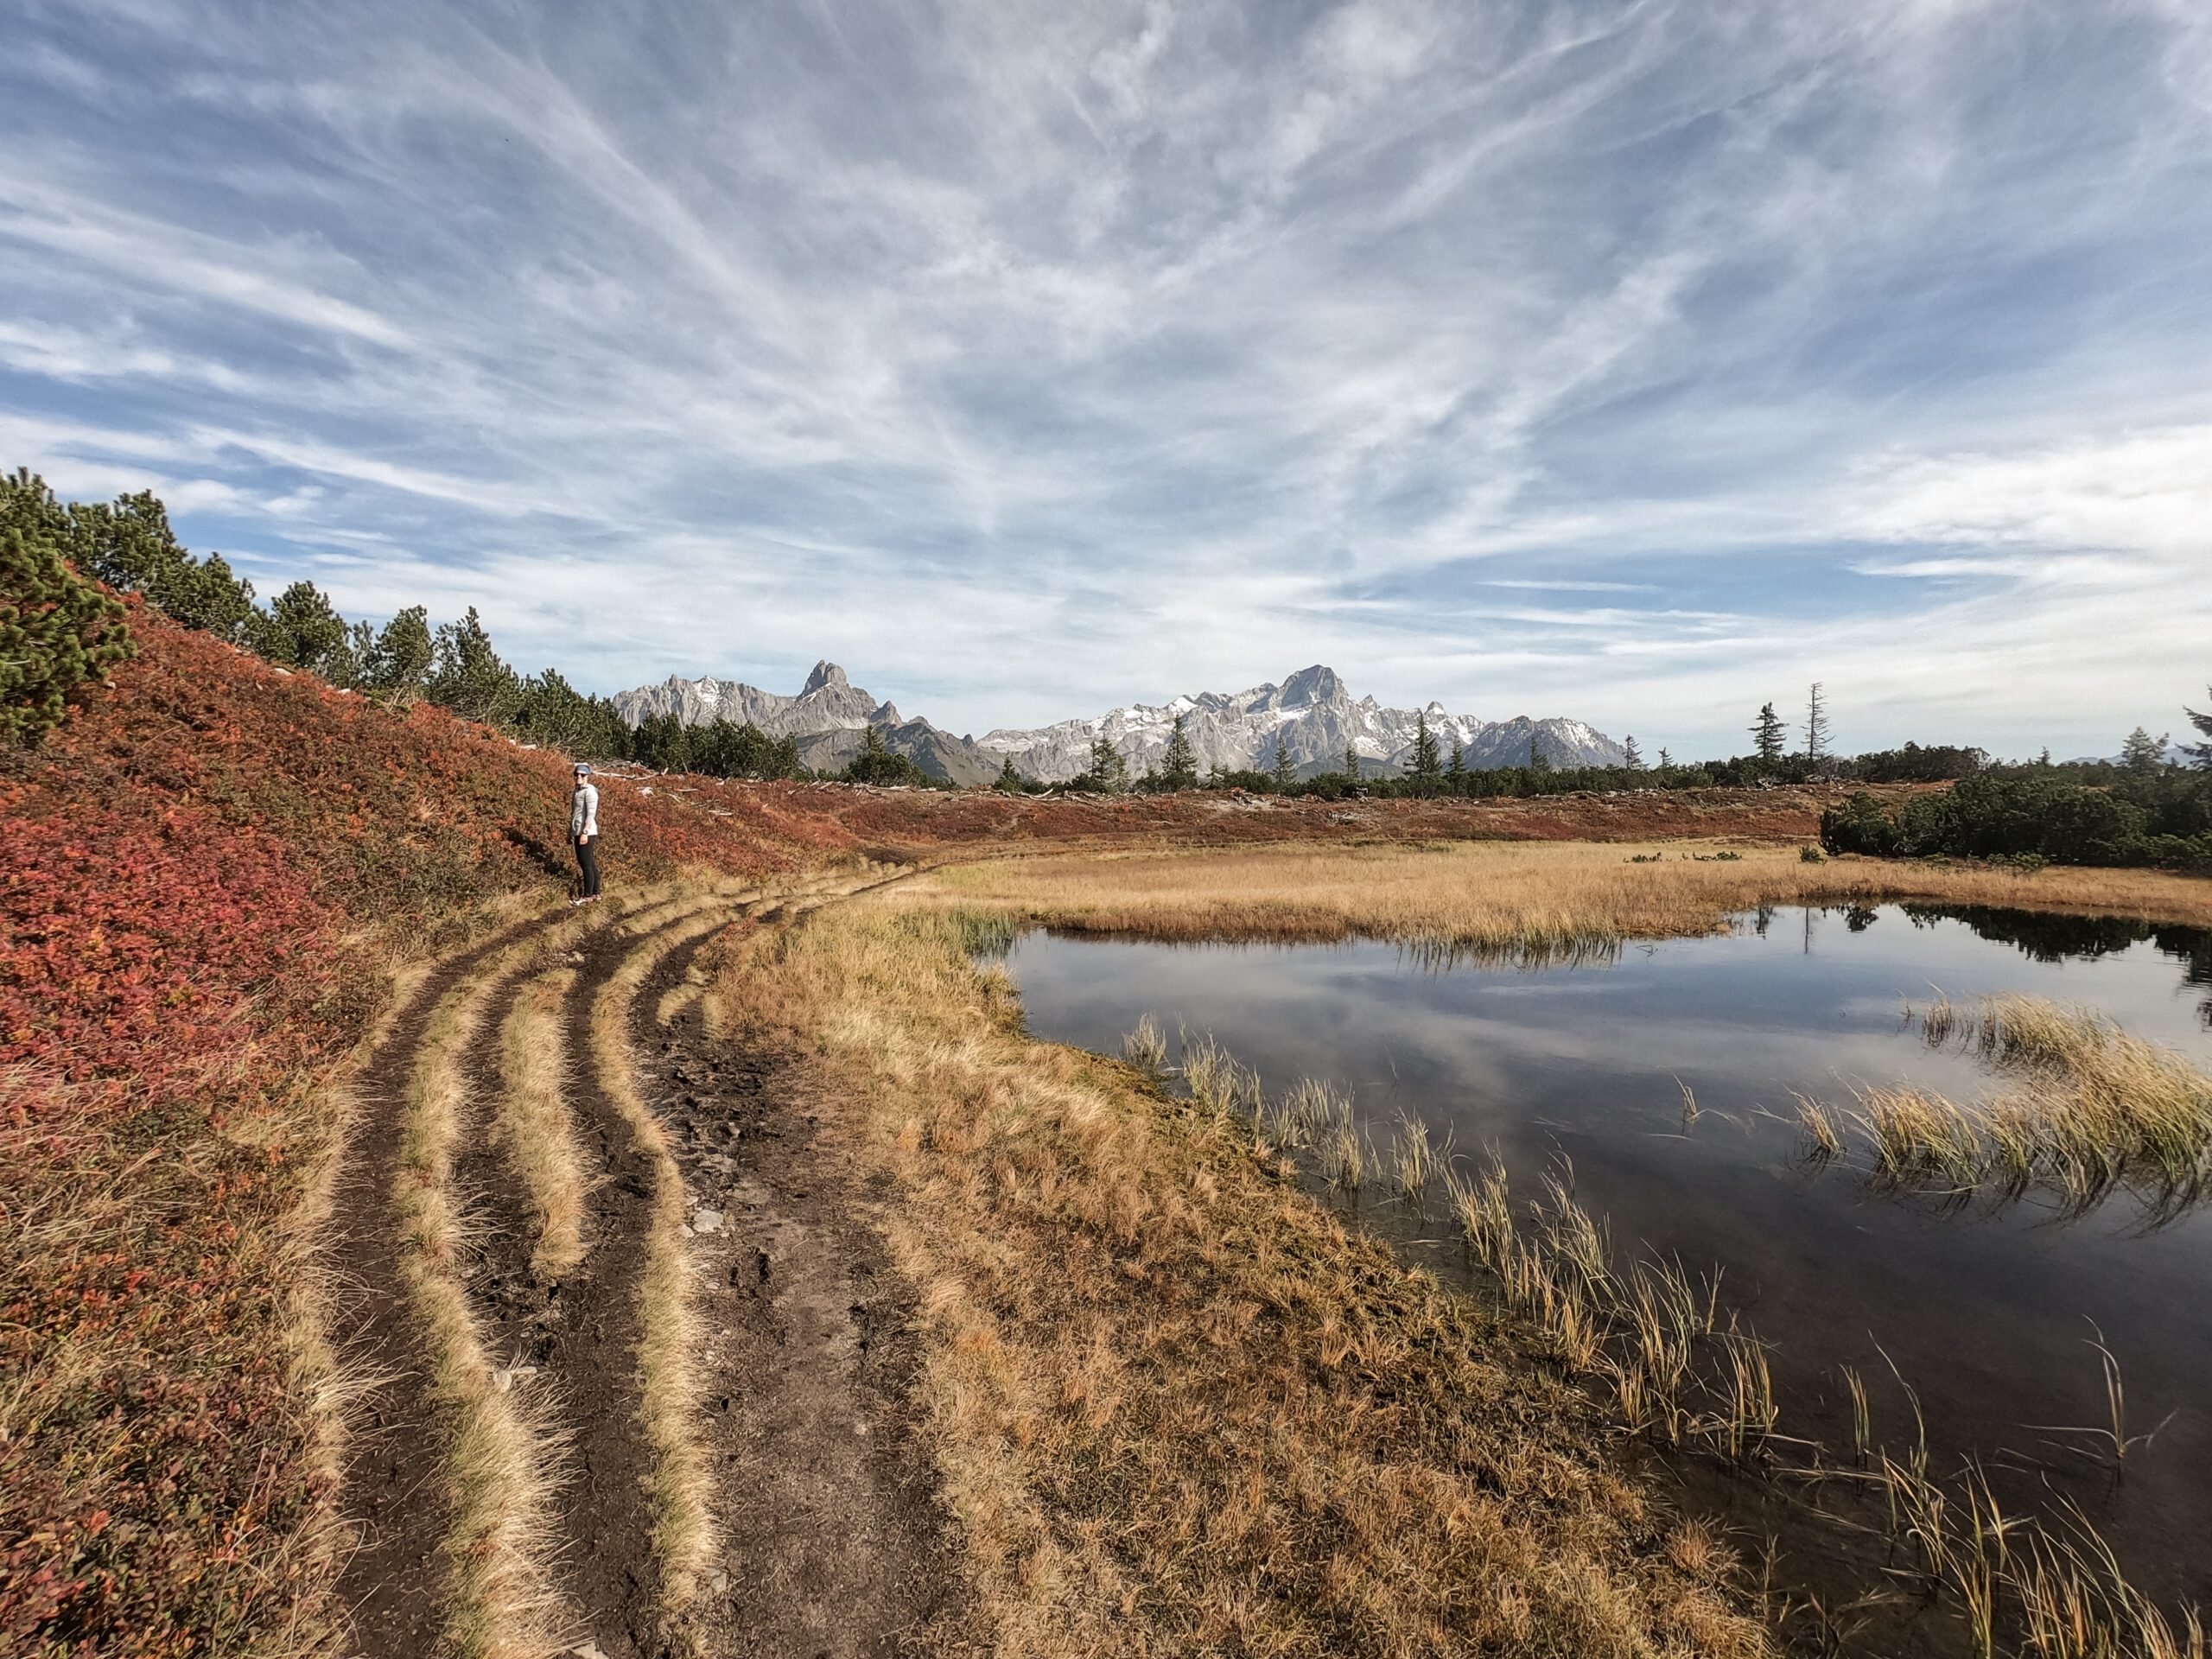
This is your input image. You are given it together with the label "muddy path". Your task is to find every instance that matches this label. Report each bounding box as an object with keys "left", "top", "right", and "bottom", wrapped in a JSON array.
[
  {"left": 326, "top": 872, "right": 965, "bottom": 1659},
  {"left": 637, "top": 923, "right": 967, "bottom": 1658}
]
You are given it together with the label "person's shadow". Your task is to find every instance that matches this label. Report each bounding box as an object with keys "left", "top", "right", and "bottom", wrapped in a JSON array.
[{"left": 503, "top": 823, "right": 577, "bottom": 888}]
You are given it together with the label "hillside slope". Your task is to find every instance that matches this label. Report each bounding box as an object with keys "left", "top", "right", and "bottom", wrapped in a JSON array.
[{"left": 0, "top": 607, "right": 849, "bottom": 1656}]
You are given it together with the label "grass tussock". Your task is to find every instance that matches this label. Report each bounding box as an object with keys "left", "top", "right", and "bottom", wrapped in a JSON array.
[
  {"left": 497, "top": 969, "right": 594, "bottom": 1281},
  {"left": 712, "top": 897, "right": 1775, "bottom": 1657},
  {"left": 395, "top": 923, "right": 584, "bottom": 1659},
  {"left": 1800, "top": 994, "right": 2212, "bottom": 1211}
]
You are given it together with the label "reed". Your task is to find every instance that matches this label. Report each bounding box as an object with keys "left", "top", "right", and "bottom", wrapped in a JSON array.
[
  {"left": 1856, "top": 1086, "right": 1985, "bottom": 1189},
  {"left": 1840, "top": 1366, "right": 1872, "bottom": 1466},
  {"left": 2028, "top": 1323, "right": 2174, "bottom": 1484},
  {"left": 1442, "top": 1154, "right": 1516, "bottom": 1277},
  {"left": 1794, "top": 1094, "right": 1845, "bottom": 1160},
  {"left": 1891, "top": 993, "right": 2212, "bottom": 1207},
  {"left": 1710, "top": 1330, "right": 1779, "bottom": 1465},
  {"left": 1179, "top": 1029, "right": 1261, "bottom": 1121},
  {"left": 1390, "top": 1109, "right": 1444, "bottom": 1202}
]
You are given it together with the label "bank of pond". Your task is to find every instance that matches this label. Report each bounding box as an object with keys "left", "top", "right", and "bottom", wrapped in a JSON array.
[{"left": 1004, "top": 903, "right": 2212, "bottom": 1656}]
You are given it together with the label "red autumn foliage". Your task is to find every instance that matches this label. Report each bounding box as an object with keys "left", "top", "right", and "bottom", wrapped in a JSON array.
[{"left": 0, "top": 607, "right": 841, "bottom": 1656}]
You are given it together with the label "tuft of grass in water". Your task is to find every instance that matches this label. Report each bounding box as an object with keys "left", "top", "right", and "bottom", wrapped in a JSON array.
[
  {"left": 1808, "top": 993, "right": 2212, "bottom": 1214},
  {"left": 1179, "top": 1029, "right": 1260, "bottom": 1120},
  {"left": 1794, "top": 1093, "right": 1845, "bottom": 1160},
  {"left": 1856, "top": 1086, "right": 1986, "bottom": 1190},
  {"left": 2027, "top": 1321, "right": 2176, "bottom": 1484},
  {"left": 1676, "top": 1076, "right": 1700, "bottom": 1126},
  {"left": 1390, "top": 1109, "right": 1445, "bottom": 1201},
  {"left": 1840, "top": 1365, "right": 1872, "bottom": 1466},
  {"left": 1121, "top": 1012, "right": 1166, "bottom": 1074}
]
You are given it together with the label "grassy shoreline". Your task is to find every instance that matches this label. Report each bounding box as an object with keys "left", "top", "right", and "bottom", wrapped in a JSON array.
[{"left": 713, "top": 885, "right": 1777, "bottom": 1656}]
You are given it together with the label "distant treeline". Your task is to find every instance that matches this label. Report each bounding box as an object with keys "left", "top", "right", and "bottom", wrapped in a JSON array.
[
  {"left": 10, "top": 469, "right": 2208, "bottom": 862},
  {"left": 1822, "top": 769, "right": 2212, "bottom": 871}
]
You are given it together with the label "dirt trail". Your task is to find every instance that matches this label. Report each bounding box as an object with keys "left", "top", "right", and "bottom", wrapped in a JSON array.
[
  {"left": 327, "top": 911, "right": 563, "bottom": 1656},
  {"left": 639, "top": 926, "right": 964, "bottom": 1658},
  {"left": 327, "top": 874, "right": 963, "bottom": 1659}
]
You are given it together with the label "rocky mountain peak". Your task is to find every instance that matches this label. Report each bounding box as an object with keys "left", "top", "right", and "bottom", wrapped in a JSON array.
[
  {"left": 1275, "top": 664, "right": 1344, "bottom": 709},
  {"left": 803, "top": 661, "right": 849, "bottom": 696}
]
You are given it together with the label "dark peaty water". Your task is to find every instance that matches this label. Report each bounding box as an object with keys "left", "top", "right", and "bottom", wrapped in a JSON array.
[{"left": 1006, "top": 904, "right": 2212, "bottom": 1613}]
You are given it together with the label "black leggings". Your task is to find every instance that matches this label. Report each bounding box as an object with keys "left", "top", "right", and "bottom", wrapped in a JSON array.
[{"left": 575, "top": 836, "right": 601, "bottom": 897}]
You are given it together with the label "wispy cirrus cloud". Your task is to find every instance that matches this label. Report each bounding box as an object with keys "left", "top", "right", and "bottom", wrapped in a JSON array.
[{"left": 2, "top": 0, "right": 2208, "bottom": 757}]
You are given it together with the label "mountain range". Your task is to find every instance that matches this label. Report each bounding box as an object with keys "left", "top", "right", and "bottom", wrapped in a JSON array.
[{"left": 611, "top": 663, "right": 1627, "bottom": 785}]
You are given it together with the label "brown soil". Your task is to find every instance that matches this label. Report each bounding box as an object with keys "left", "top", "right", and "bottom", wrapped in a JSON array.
[
  {"left": 540, "top": 909, "right": 698, "bottom": 1659},
  {"left": 639, "top": 926, "right": 970, "bottom": 1659}
]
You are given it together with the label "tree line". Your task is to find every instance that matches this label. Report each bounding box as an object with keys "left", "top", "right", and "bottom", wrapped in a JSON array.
[{"left": 10, "top": 467, "right": 2206, "bottom": 861}]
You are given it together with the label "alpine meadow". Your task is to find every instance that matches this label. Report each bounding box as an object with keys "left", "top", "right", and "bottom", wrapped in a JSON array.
[{"left": 7, "top": 4, "right": 2212, "bottom": 1659}]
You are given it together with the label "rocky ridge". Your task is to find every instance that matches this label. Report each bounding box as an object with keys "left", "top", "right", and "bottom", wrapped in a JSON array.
[{"left": 611, "top": 661, "right": 1625, "bottom": 783}]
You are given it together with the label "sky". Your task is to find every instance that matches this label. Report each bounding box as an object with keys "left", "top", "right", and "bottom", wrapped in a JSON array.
[{"left": 3, "top": 0, "right": 2209, "bottom": 759}]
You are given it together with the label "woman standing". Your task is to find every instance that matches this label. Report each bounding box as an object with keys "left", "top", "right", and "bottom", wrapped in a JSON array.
[{"left": 569, "top": 762, "right": 601, "bottom": 904}]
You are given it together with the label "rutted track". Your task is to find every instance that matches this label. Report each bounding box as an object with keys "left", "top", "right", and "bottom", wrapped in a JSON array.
[{"left": 326, "top": 870, "right": 955, "bottom": 1659}]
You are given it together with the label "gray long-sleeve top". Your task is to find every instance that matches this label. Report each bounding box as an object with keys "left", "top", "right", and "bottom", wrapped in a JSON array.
[{"left": 570, "top": 783, "right": 600, "bottom": 840}]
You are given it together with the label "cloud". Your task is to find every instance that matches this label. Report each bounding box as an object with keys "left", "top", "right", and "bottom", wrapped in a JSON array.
[{"left": 0, "top": 0, "right": 2207, "bottom": 761}]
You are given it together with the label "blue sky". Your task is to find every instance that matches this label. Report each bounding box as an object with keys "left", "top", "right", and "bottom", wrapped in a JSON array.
[{"left": 3, "top": 0, "right": 2209, "bottom": 758}]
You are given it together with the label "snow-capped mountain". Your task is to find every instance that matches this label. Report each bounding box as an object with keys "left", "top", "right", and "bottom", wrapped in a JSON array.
[
  {"left": 611, "top": 662, "right": 1001, "bottom": 783},
  {"left": 609, "top": 660, "right": 1625, "bottom": 784},
  {"left": 978, "top": 664, "right": 1625, "bottom": 781},
  {"left": 613, "top": 660, "right": 893, "bottom": 738}
]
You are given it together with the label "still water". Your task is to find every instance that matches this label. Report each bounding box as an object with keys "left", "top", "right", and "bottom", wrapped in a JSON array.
[{"left": 1006, "top": 905, "right": 2212, "bottom": 1608}]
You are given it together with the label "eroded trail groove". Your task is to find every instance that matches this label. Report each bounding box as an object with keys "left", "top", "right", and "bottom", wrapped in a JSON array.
[
  {"left": 327, "top": 910, "right": 568, "bottom": 1656},
  {"left": 638, "top": 923, "right": 963, "bottom": 1659},
  {"left": 327, "top": 873, "right": 958, "bottom": 1659}
]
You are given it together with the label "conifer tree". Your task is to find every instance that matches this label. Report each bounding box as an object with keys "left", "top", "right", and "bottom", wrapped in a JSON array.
[
  {"left": 366, "top": 606, "right": 434, "bottom": 701},
  {"left": 2182, "top": 690, "right": 2212, "bottom": 769},
  {"left": 1447, "top": 741, "right": 1466, "bottom": 780},
  {"left": 1529, "top": 732, "right": 1551, "bottom": 773},
  {"left": 1658, "top": 747, "right": 1672, "bottom": 768},
  {"left": 427, "top": 607, "right": 522, "bottom": 726},
  {"left": 1087, "top": 734, "right": 1128, "bottom": 793},
  {"left": 995, "top": 755, "right": 1025, "bottom": 792},
  {"left": 1751, "top": 702, "right": 1786, "bottom": 763},
  {"left": 254, "top": 581, "right": 352, "bottom": 675},
  {"left": 2120, "top": 726, "right": 2169, "bottom": 772},
  {"left": 1343, "top": 741, "right": 1360, "bottom": 784},
  {"left": 1410, "top": 711, "right": 1442, "bottom": 791},
  {"left": 1622, "top": 734, "right": 1644, "bottom": 770},
  {"left": 1271, "top": 731, "right": 1296, "bottom": 790},
  {"left": 1160, "top": 711, "right": 1198, "bottom": 790},
  {"left": 1, "top": 524, "right": 134, "bottom": 744},
  {"left": 1804, "top": 683, "right": 1831, "bottom": 760}
]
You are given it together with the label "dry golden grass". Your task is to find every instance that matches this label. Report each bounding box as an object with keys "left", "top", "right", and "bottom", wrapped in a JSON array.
[
  {"left": 911, "top": 839, "right": 2212, "bottom": 953},
  {"left": 715, "top": 895, "right": 1777, "bottom": 1657},
  {"left": 496, "top": 969, "right": 594, "bottom": 1281}
]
